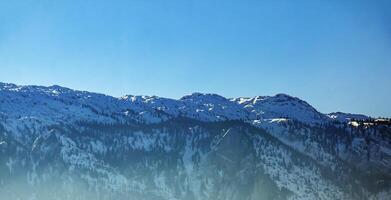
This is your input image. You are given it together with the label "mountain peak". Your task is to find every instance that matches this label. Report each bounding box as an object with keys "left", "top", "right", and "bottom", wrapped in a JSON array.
[
  {"left": 232, "top": 93, "right": 326, "bottom": 124},
  {"left": 180, "top": 92, "right": 227, "bottom": 102}
]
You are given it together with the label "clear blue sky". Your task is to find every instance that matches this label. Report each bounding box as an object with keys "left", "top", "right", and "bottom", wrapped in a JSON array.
[{"left": 0, "top": 0, "right": 390, "bottom": 117}]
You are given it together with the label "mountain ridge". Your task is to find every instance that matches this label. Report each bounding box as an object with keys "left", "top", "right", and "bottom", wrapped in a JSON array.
[{"left": 0, "top": 82, "right": 373, "bottom": 125}]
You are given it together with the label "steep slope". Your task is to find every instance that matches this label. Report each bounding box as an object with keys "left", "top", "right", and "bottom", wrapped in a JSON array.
[
  {"left": 0, "top": 119, "right": 352, "bottom": 200},
  {"left": 0, "top": 82, "right": 390, "bottom": 200}
]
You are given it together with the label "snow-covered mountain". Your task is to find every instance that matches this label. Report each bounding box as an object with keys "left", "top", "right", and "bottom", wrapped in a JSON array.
[
  {"left": 0, "top": 82, "right": 366, "bottom": 125},
  {"left": 0, "top": 82, "right": 390, "bottom": 200},
  {"left": 233, "top": 94, "right": 328, "bottom": 124}
]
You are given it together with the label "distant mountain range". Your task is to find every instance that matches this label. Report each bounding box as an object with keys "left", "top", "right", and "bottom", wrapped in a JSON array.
[
  {"left": 0, "top": 82, "right": 390, "bottom": 200},
  {"left": 0, "top": 82, "right": 373, "bottom": 125}
]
